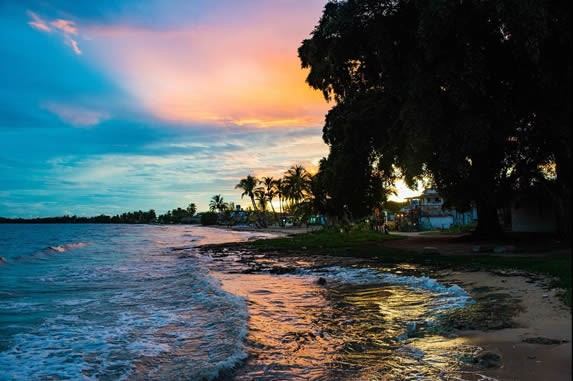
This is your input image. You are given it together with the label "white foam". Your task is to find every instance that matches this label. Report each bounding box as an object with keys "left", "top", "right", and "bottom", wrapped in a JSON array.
[
  {"left": 46, "top": 242, "right": 89, "bottom": 253},
  {"left": 300, "top": 266, "right": 473, "bottom": 312}
]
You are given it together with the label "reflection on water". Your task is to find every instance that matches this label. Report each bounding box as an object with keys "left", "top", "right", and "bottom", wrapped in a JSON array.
[{"left": 210, "top": 252, "right": 486, "bottom": 381}]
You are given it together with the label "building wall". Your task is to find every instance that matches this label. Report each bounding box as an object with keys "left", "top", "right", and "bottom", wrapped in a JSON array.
[
  {"left": 511, "top": 204, "right": 557, "bottom": 233},
  {"left": 420, "top": 216, "right": 454, "bottom": 229}
]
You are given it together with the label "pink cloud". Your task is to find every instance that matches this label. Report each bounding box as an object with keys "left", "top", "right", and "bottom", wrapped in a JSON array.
[
  {"left": 66, "top": 37, "right": 82, "bottom": 55},
  {"left": 51, "top": 19, "right": 78, "bottom": 35},
  {"left": 27, "top": 11, "right": 51, "bottom": 32},
  {"left": 42, "top": 103, "right": 108, "bottom": 127}
]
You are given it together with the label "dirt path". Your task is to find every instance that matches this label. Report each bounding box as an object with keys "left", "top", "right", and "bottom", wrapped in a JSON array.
[{"left": 384, "top": 231, "right": 570, "bottom": 256}]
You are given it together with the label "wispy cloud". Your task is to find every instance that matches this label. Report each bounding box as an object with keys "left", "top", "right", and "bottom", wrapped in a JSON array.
[
  {"left": 42, "top": 102, "right": 109, "bottom": 127},
  {"left": 27, "top": 11, "right": 82, "bottom": 55},
  {"left": 27, "top": 11, "right": 51, "bottom": 32},
  {"left": 51, "top": 19, "right": 79, "bottom": 35}
]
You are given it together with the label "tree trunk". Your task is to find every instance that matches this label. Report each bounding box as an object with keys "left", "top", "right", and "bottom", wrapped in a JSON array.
[
  {"left": 250, "top": 196, "right": 258, "bottom": 212},
  {"left": 474, "top": 197, "right": 504, "bottom": 238},
  {"left": 555, "top": 140, "right": 572, "bottom": 242}
]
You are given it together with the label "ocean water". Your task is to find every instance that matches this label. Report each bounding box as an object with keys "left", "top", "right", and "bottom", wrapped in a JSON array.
[{"left": 0, "top": 224, "right": 476, "bottom": 380}]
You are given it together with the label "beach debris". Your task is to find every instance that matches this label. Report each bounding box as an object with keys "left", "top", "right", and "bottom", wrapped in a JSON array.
[
  {"left": 0, "top": 256, "right": 7, "bottom": 264},
  {"left": 522, "top": 337, "right": 569, "bottom": 345},
  {"left": 316, "top": 277, "right": 327, "bottom": 285}
]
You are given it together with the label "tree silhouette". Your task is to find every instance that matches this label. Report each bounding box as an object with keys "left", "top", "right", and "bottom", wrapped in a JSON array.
[
  {"left": 300, "top": 0, "right": 571, "bottom": 237},
  {"left": 209, "top": 194, "right": 228, "bottom": 214}
]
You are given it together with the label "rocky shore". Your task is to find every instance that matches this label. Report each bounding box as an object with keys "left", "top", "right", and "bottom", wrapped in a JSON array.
[{"left": 203, "top": 226, "right": 571, "bottom": 380}]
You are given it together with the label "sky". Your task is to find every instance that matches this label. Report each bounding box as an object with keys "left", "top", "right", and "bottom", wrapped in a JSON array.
[{"left": 0, "top": 0, "right": 418, "bottom": 218}]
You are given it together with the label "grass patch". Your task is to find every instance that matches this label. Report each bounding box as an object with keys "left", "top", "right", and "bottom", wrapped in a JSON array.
[
  {"left": 250, "top": 228, "right": 404, "bottom": 257},
  {"left": 247, "top": 228, "right": 572, "bottom": 307}
]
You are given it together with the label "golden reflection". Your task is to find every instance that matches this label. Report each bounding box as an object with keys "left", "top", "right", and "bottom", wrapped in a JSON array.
[{"left": 214, "top": 268, "right": 481, "bottom": 380}]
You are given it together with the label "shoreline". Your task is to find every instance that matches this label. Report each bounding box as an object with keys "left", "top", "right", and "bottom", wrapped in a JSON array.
[
  {"left": 445, "top": 270, "right": 571, "bottom": 381},
  {"left": 205, "top": 225, "right": 572, "bottom": 380}
]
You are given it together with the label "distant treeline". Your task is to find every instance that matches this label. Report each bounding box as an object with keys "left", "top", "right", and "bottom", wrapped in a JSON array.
[{"left": 0, "top": 205, "right": 198, "bottom": 225}]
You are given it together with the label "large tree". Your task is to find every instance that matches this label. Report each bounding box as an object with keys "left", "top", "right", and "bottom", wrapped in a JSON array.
[{"left": 300, "top": 0, "right": 570, "bottom": 237}]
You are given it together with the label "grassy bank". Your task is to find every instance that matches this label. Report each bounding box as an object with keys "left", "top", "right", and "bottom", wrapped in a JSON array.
[{"left": 245, "top": 228, "right": 572, "bottom": 307}]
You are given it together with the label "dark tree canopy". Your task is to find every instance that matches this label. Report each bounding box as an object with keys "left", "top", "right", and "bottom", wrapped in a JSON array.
[{"left": 300, "top": 0, "right": 571, "bottom": 238}]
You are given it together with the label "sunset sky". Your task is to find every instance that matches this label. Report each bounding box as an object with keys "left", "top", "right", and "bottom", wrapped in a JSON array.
[{"left": 0, "top": 0, "right": 417, "bottom": 217}]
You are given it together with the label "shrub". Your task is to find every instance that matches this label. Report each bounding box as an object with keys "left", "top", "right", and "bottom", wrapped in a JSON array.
[{"left": 201, "top": 212, "right": 219, "bottom": 226}]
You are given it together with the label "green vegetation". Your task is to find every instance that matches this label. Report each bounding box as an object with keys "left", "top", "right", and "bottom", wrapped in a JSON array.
[
  {"left": 247, "top": 229, "right": 571, "bottom": 307},
  {"left": 1, "top": 203, "right": 199, "bottom": 225},
  {"left": 0, "top": 210, "right": 158, "bottom": 224},
  {"left": 200, "top": 212, "right": 219, "bottom": 226},
  {"left": 157, "top": 203, "right": 197, "bottom": 224},
  {"left": 251, "top": 227, "right": 402, "bottom": 252}
]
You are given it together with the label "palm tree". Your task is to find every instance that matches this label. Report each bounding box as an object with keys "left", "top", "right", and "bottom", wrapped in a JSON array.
[
  {"left": 209, "top": 194, "right": 228, "bottom": 213},
  {"left": 283, "top": 165, "right": 312, "bottom": 209},
  {"left": 255, "top": 189, "right": 268, "bottom": 212},
  {"left": 261, "top": 176, "right": 278, "bottom": 221},
  {"left": 235, "top": 174, "right": 259, "bottom": 211},
  {"left": 274, "top": 178, "right": 286, "bottom": 225},
  {"left": 186, "top": 203, "right": 197, "bottom": 217}
]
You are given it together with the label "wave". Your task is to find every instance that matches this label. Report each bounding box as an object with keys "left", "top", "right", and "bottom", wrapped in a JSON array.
[
  {"left": 46, "top": 242, "right": 89, "bottom": 253},
  {"left": 298, "top": 266, "right": 473, "bottom": 312}
]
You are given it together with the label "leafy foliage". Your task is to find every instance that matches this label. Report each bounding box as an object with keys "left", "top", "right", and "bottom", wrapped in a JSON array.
[{"left": 200, "top": 212, "right": 219, "bottom": 226}]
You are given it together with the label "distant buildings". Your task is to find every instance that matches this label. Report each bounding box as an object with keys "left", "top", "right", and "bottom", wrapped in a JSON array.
[
  {"left": 393, "top": 187, "right": 557, "bottom": 234},
  {"left": 394, "top": 189, "right": 477, "bottom": 231}
]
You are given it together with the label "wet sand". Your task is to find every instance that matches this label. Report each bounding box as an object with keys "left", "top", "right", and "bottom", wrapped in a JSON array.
[
  {"left": 208, "top": 226, "right": 572, "bottom": 380},
  {"left": 439, "top": 270, "right": 570, "bottom": 381}
]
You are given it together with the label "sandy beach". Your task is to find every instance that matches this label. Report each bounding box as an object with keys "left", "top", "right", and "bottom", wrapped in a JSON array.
[{"left": 209, "top": 226, "right": 572, "bottom": 380}]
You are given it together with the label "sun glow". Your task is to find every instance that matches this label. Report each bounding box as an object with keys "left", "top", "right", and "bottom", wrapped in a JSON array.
[
  {"left": 389, "top": 180, "right": 422, "bottom": 202},
  {"left": 84, "top": 9, "right": 329, "bottom": 128}
]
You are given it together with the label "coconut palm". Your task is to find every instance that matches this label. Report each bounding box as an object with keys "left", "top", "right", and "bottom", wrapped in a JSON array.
[
  {"left": 186, "top": 203, "right": 197, "bottom": 217},
  {"left": 283, "top": 165, "right": 313, "bottom": 208},
  {"left": 235, "top": 175, "right": 259, "bottom": 211},
  {"left": 209, "top": 194, "right": 228, "bottom": 213},
  {"left": 261, "top": 176, "right": 278, "bottom": 221},
  {"left": 274, "top": 178, "right": 286, "bottom": 225}
]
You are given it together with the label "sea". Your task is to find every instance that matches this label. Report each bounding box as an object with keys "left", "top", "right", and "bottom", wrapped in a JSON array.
[{"left": 0, "top": 224, "right": 478, "bottom": 381}]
